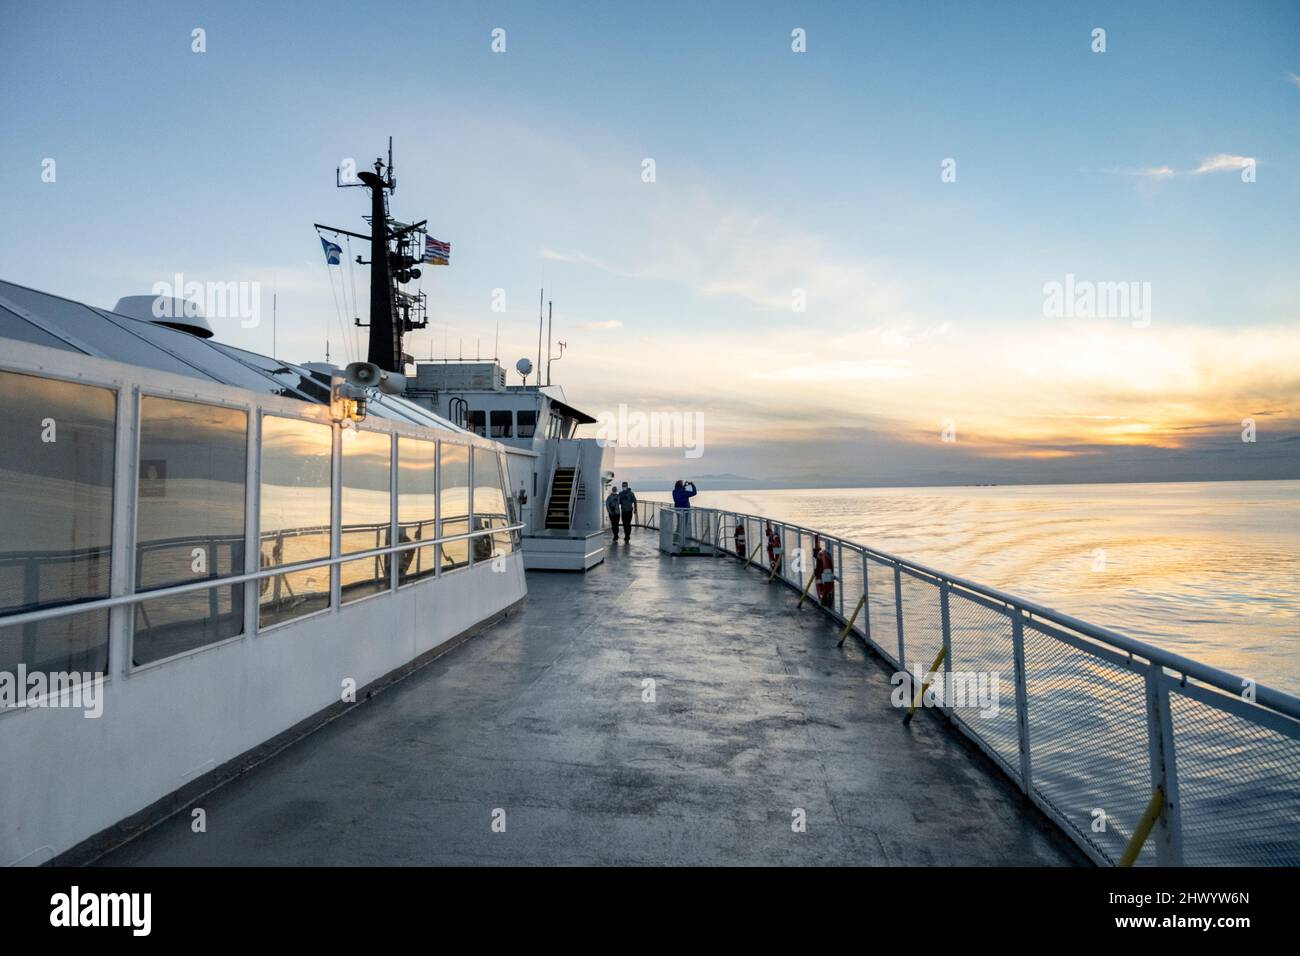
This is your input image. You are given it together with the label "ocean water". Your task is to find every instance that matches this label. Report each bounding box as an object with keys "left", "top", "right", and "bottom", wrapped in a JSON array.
[{"left": 648, "top": 480, "right": 1300, "bottom": 696}]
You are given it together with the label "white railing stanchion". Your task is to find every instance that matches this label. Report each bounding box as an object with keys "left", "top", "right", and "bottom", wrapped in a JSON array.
[
  {"left": 1145, "top": 667, "right": 1185, "bottom": 865},
  {"left": 835, "top": 540, "right": 845, "bottom": 618},
  {"left": 939, "top": 579, "right": 953, "bottom": 719},
  {"left": 861, "top": 550, "right": 871, "bottom": 646},
  {"left": 894, "top": 562, "right": 905, "bottom": 668},
  {"left": 1011, "top": 607, "right": 1033, "bottom": 795}
]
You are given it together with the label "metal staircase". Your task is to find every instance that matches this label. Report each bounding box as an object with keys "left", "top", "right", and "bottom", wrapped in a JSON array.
[{"left": 544, "top": 466, "right": 577, "bottom": 529}]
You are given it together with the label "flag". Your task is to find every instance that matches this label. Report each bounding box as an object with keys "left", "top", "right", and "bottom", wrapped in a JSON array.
[
  {"left": 422, "top": 235, "right": 451, "bottom": 265},
  {"left": 320, "top": 237, "right": 342, "bottom": 265}
]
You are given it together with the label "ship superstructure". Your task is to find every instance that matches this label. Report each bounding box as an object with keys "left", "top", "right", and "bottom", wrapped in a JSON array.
[{"left": 407, "top": 360, "right": 613, "bottom": 570}]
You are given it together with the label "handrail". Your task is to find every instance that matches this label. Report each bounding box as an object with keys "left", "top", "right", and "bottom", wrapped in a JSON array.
[
  {"left": 541, "top": 461, "right": 558, "bottom": 528},
  {"left": 565, "top": 465, "right": 581, "bottom": 530},
  {"left": 0, "top": 523, "right": 524, "bottom": 629}
]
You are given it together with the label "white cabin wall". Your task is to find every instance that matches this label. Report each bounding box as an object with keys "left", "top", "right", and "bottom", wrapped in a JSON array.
[
  {"left": 573, "top": 440, "right": 615, "bottom": 533},
  {"left": 0, "top": 553, "right": 525, "bottom": 866}
]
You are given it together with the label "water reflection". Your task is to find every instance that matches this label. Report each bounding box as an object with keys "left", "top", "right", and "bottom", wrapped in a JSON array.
[
  {"left": 133, "top": 396, "right": 246, "bottom": 665},
  {"left": 440, "top": 443, "right": 470, "bottom": 572},
  {"left": 398, "top": 437, "right": 437, "bottom": 584},
  {"left": 259, "top": 415, "right": 332, "bottom": 627},
  {"left": 340, "top": 427, "right": 391, "bottom": 604},
  {"left": 0, "top": 370, "right": 115, "bottom": 674}
]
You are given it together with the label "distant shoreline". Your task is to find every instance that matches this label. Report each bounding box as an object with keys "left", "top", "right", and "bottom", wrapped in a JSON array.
[{"left": 627, "top": 476, "right": 1300, "bottom": 494}]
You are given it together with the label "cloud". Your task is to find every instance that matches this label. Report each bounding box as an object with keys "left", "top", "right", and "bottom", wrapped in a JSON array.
[
  {"left": 754, "top": 360, "right": 911, "bottom": 383},
  {"left": 1287, "top": 72, "right": 1300, "bottom": 89},
  {"left": 568, "top": 308, "right": 1300, "bottom": 462},
  {"left": 1108, "top": 165, "right": 1177, "bottom": 180},
  {"left": 1190, "top": 154, "right": 1254, "bottom": 175},
  {"left": 579, "top": 319, "right": 623, "bottom": 330},
  {"left": 1105, "top": 155, "right": 1255, "bottom": 180},
  {"left": 538, "top": 247, "right": 647, "bottom": 279}
]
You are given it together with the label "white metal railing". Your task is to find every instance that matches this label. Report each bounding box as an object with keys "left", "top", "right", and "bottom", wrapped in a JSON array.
[
  {"left": 632, "top": 502, "right": 1300, "bottom": 867},
  {"left": 0, "top": 522, "right": 523, "bottom": 631}
]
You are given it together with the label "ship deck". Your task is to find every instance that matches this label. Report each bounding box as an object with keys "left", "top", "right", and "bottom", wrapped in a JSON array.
[{"left": 97, "top": 531, "right": 1081, "bottom": 865}]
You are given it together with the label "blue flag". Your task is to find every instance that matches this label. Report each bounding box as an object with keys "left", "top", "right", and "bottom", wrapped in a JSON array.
[{"left": 320, "top": 237, "right": 342, "bottom": 265}]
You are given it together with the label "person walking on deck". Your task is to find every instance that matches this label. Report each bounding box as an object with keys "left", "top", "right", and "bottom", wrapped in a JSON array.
[
  {"left": 618, "top": 482, "right": 637, "bottom": 540},
  {"left": 606, "top": 485, "right": 621, "bottom": 540}
]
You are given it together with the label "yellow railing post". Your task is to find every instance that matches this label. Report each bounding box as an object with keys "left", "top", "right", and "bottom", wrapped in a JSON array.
[
  {"left": 744, "top": 542, "right": 762, "bottom": 569},
  {"left": 837, "top": 594, "right": 866, "bottom": 647},
  {"left": 902, "top": 647, "right": 947, "bottom": 724},
  {"left": 767, "top": 554, "right": 783, "bottom": 582},
  {"left": 797, "top": 571, "right": 818, "bottom": 608},
  {"left": 1118, "top": 787, "right": 1166, "bottom": 867}
]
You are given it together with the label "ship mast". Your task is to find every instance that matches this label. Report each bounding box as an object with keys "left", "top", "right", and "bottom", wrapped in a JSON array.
[{"left": 315, "top": 137, "right": 429, "bottom": 373}]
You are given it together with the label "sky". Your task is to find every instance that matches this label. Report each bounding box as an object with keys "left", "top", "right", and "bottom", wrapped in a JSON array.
[{"left": 2, "top": 0, "right": 1298, "bottom": 488}]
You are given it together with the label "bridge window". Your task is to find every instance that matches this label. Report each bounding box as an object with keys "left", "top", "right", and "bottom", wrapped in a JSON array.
[
  {"left": 465, "top": 410, "right": 486, "bottom": 437},
  {"left": 439, "top": 442, "right": 471, "bottom": 572},
  {"left": 0, "top": 370, "right": 115, "bottom": 677},
  {"left": 340, "top": 428, "right": 392, "bottom": 604},
  {"left": 490, "top": 410, "right": 512, "bottom": 438},
  {"left": 259, "top": 415, "right": 332, "bottom": 628},
  {"left": 516, "top": 409, "right": 536, "bottom": 438},
  {"left": 133, "top": 397, "right": 247, "bottom": 666},
  {"left": 397, "top": 437, "right": 437, "bottom": 585}
]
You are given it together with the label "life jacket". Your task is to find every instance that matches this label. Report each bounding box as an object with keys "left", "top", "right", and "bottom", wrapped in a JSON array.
[{"left": 734, "top": 523, "right": 746, "bottom": 555}]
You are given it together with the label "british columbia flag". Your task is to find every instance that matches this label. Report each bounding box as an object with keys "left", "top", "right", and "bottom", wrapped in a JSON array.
[{"left": 422, "top": 235, "right": 451, "bottom": 265}]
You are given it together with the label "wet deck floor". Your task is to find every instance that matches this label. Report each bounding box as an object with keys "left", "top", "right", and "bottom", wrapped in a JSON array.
[{"left": 99, "top": 531, "right": 1082, "bottom": 866}]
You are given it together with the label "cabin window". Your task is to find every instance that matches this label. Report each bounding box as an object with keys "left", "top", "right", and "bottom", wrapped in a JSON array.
[
  {"left": 258, "top": 415, "right": 332, "bottom": 627},
  {"left": 516, "top": 409, "right": 536, "bottom": 438},
  {"left": 133, "top": 397, "right": 247, "bottom": 666},
  {"left": 465, "top": 410, "right": 486, "bottom": 437},
  {"left": 397, "top": 437, "right": 437, "bottom": 585},
  {"left": 496, "top": 450, "right": 519, "bottom": 554},
  {"left": 490, "top": 409, "right": 512, "bottom": 438},
  {"left": 0, "top": 370, "right": 115, "bottom": 678},
  {"left": 340, "top": 428, "right": 392, "bottom": 604},
  {"left": 472, "top": 446, "right": 510, "bottom": 562},
  {"left": 438, "top": 442, "right": 471, "bottom": 572}
]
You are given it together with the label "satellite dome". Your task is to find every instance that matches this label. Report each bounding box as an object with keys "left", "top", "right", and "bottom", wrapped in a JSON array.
[{"left": 113, "top": 295, "right": 215, "bottom": 338}]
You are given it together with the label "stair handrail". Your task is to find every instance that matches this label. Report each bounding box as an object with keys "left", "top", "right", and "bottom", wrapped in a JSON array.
[
  {"left": 541, "top": 463, "right": 559, "bottom": 527},
  {"left": 564, "top": 465, "right": 581, "bottom": 530}
]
